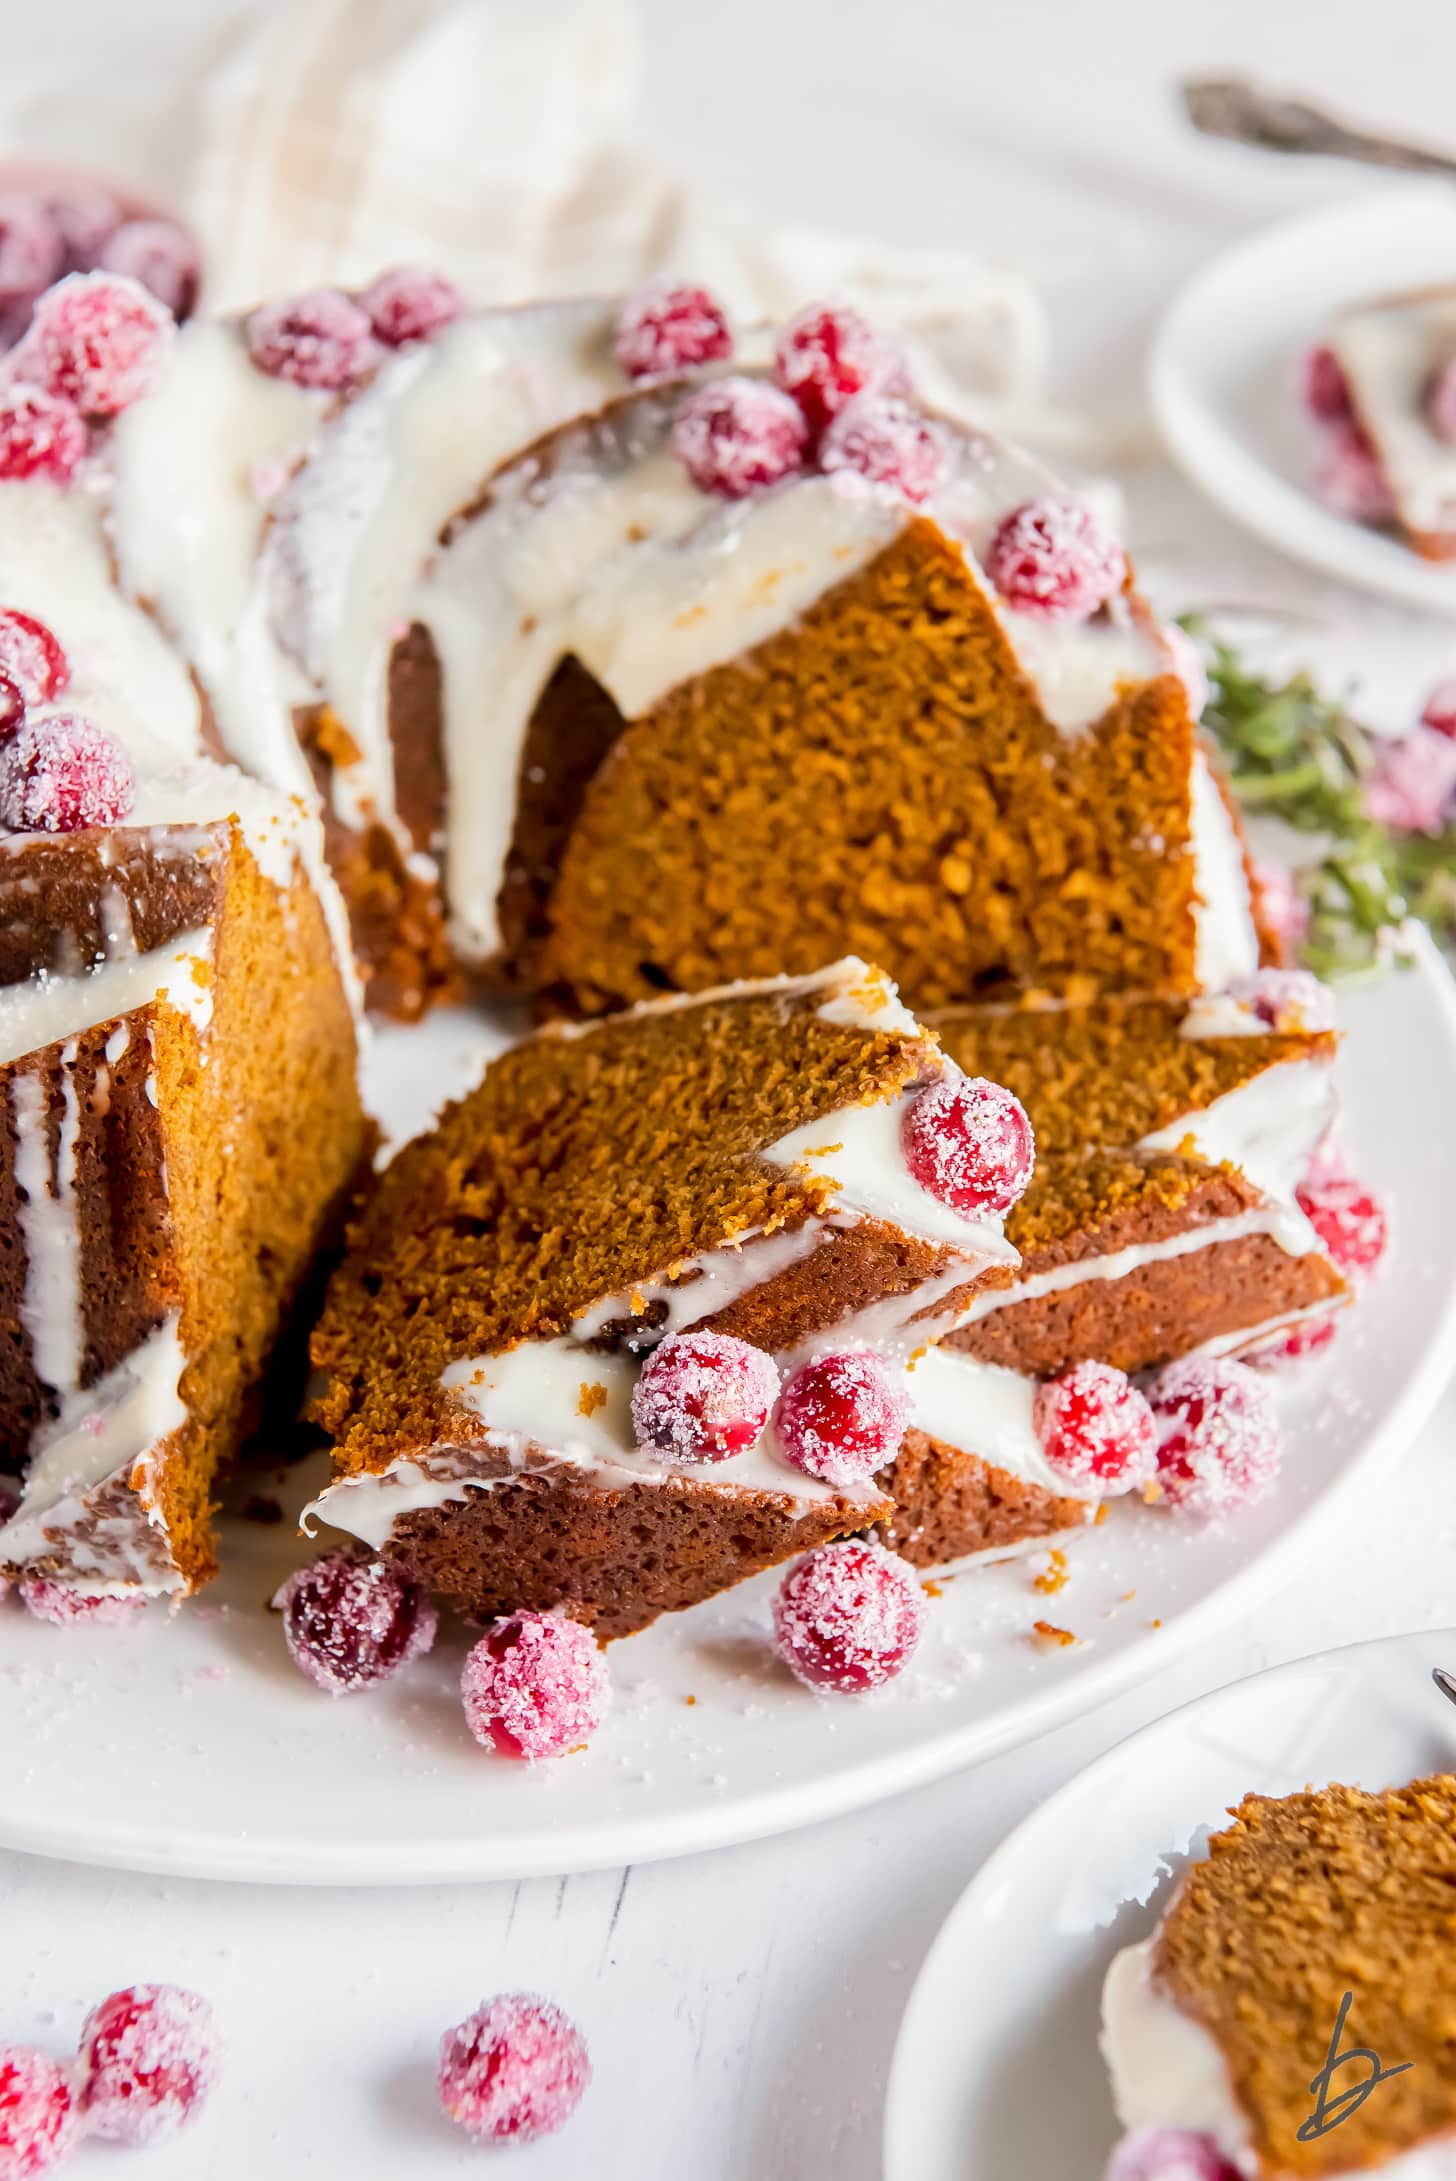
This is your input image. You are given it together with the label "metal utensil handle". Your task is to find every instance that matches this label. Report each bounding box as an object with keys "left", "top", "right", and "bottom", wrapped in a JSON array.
[{"left": 1182, "top": 77, "right": 1456, "bottom": 180}]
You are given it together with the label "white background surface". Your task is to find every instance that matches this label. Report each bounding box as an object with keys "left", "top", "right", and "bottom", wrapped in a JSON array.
[{"left": 7, "top": 3, "right": 1456, "bottom": 2175}]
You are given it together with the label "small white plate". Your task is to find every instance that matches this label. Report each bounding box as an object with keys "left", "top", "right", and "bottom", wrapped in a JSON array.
[
  {"left": 885, "top": 1626, "right": 1456, "bottom": 2181},
  {"left": 1150, "top": 185, "right": 1456, "bottom": 615},
  {"left": 3, "top": 940, "right": 1456, "bottom": 1886}
]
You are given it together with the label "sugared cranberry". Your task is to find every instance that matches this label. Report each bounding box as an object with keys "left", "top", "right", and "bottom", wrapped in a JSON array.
[
  {"left": 1163, "top": 621, "right": 1208, "bottom": 718},
  {"left": 97, "top": 220, "right": 200, "bottom": 322},
  {"left": 772, "top": 1539, "right": 924, "bottom": 1692},
  {"left": 1421, "top": 676, "right": 1456, "bottom": 739},
  {"left": 1314, "top": 419, "right": 1395, "bottom": 523},
  {"left": 1296, "top": 1174, "right": 1389, "bottom": 1280},
  {"left": 985, "top": 496, "right": 1126, "bottom": 620},
  {"left": 438, "top": 1994, "right": 590, "bottom": 2145},
  {"left": 360, "top": 265, "right": 464, "bottom": 347},
  {"left": 16, "top": 273, "right": 172, "bottom": 416},
  {"left": 18, "top": 1579, "right": 145, "bottom": 1627},
  {"left": 273, "top": 1550, "right": 436, "bottom": 1694},
  {"left": 245, "top": 287, "right": 375, "bottom": 391},
  {"left": 0, "top": 2046, "right": 76, "bottom": 2177},
  {"left": 1428, "top": 353, "right": 1456, "bottom": 446},
  {"left": 772, "top": 1351, "right": 908, "bottom": 1486},
  {"left": 0, "top": 715, "right": 134, "bottom": 833},
  {"left": 1365, "top": 725, "right": 1456, "bottom": 834},
  {"left": 1300, "top": 346, "right": 1354, "bottom": 425},
  {"left": 0, "top": 673, "right": 22, "bottom": 741},
  {"left": 0, "top": 384, "right": 87, "bottom": 484},
  {"left": 819, "top": 394, "right": 947, "bottom": 502},
  {"left": 1147, "top": 1356, "right": 1282, "bottom": 1519},
  {"left": 1243, "top": 1314, "right": 1340, "bottom": 1370},
  {"left": 671, "top": 375, "right": 808, "bottom": 497},
  {"left": 902, "top": 1073, "right": 1035, "bottom": 1218},
  {"left": 1104, "top": 2127, "right": 1242, "bottom": 2181},
  {"left": 1034, "top": 1362, "right": 1158, "bottom": 1496},
  {"left": 614, "top": 281, "right": 733, "bottom": 379},
  {"left": 0, "top": 612, "right": 68, "bottom": 705},
  {"left": 1225, "top": 966, "right": 1335, "bottom": 1033},
  {"left": 1252, "top": 859, "right": 1310, "bottom": 953},
  {"left": 78, "top": 1985, "right": 220, "bottom": 2146},
  {"left": 773, "top": 302, "right": 906, "bottom": 434},
  {"left": 43, "top": 183, "right": 121, "bottom": 273},
  {"left": 630, "top": 1330, "right": 778, "bottom": 1463},
  {"left": 0, "top": 198, "right": 62, "bottom": 303},
  {"left": 461, "top": 1610, "right": 609, "bottom": 1761}
]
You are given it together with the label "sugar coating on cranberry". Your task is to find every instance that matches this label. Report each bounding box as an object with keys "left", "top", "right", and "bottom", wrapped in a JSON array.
[
  {"left": 97, "top": 219, "right": 200, "bottom": 322},
  {"left": 630, "top": 1330, "right": 778, "bottom": 1463},
  {"left": 773, "top": 302, "right": 906, "bottom": 433},
  {"left": 0, "top": 611, "right": 68, "bottom": 705},
  {"left": 0, "top": 672, "right": 22, "bottom": 742},
  {"left": 0, "top": 383, "right": 87, "bottom": 484},
  {"left": 361, "top": 265, "right": 464, "bottom": 348},
  {"left": 274, "top": 1550, "right": 436, "bottom": 1694},
  {"left": 461, "top": 1610, "right": 609, "bottom": 1761},
  {"left": 18, "top": 273, "right": 173, "bottom": 416},
  {"left": 1034, "top": 1362, "right": 1158, "bottom": 1496},
  {"left": 1300, "top": 345, "right": 1353, "bottom": 426},
  {"left": 903, "top": 1073, "right": 1035, "bottom": 1218},
  {"left": 772, "top": 1538, "right": 924, "bottom": 1693},
  {"left": 1252, "top": 859, "right": 1310, "bottom": 953},
  {"left": 819, "top": 394, "right": 947, "bottom": 503},
  {"left": 1365, "top": 725, "right": 1456, "bottom": 835},
  {"left": 1226, "top": 967, "right": 1336, "bottom": 1033},
  {"left": 43, "top": 182, "right": 121, "bottom": 273},
  {"left": 985, "top": 496, "right": 1126, "bottom": 621},
  {"left": 1243, "top": 1313, "right": 1339, "bottom": 1371},
  {"left": 671, "top": 375, "right": 808, "bottom": 498},
  {"left": 614, "top": 281, "right": 733, "bottom": 379},
  {"left": 1147, "top": 1356, "right": 1282, "bottom": 1519},
  {"left": 0, "top": 715, "right": 134, "bottom": 833},
  {"left": 0, "top": 197, "right": 63, "bottom": 303},
  {"left": 772, "top": 1351, "right": 908, "bottom": 1486},
  {"left": 1314, "top": 419, "right": 1395, "bottom": 523},
  {"left": 246, "top": 287, "right": 375, "bottom": 391},
  {"left": 17, "top": 1579, "right": 146, "bottom": 1627},
  {"left": 78, "top": 1984, "right": 220, "bottom": 2146},
  {"left": 439, "top": 1993, "right": 590, "bottom": 2145},
  {"left": 1296, "top": 1174, "right": 1389, "bottom": 1280},
  {"left": 0, "top": 2045, "right": 76, "bottom": 2177},
  {"left": 1421, "top": 676, "right": 1456, "bottom": 739},
  {"left": 1104, "top": 2127, "right": 1242, "bottom": 2181}
]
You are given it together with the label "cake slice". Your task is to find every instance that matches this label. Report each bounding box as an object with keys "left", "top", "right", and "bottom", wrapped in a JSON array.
[
  {"left": 1101, "top": 1774, "right": 1456, "bottom": 2177},
  {"left": 1310, "top": 288, "right": 1456, "bottom": 559},
  {"left": 306, "top": 960, "right": 1027, "bottom": 1638}
]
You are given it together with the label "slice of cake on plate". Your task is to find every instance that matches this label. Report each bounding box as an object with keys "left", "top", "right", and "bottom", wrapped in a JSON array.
[
  {"left": 306, "top": 959, "right": 1032, "bottom": 1638},
  {"left": 1101, "top": 1773, "right": 1456, "bottom": 2178},
  {"left": 1306, "top": 289, "right": 1456, "bottom": 559}
]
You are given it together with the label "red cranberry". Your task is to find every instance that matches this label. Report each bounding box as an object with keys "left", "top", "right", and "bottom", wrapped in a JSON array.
[
  {"left": 614, "top": 281, "right": 733, "bottom": 379},
  {"left": 1034, "top": 1362, "right": 1158, "bottom": 1496},
  {"left": 460, "top": 1610, "right": 609, "bottom": 1761},
  {"left": 360, "top": 264, "right": 464, "bottom": 347},
  {"left": 630, "top": 1330, "right": 778, "bottom": 1462},
  {"left": 1314, "top": 419, "right": 1395, "bottom": 524},
  {"left": 1252, "top": 859, "right": 1309, "bottom": 953},
  {"left": 1104, "top": 2128, "right": 1242, "bottom": 2181},
  {"left": 1300, "top": 345, "right": 1354, "bottom": 425},
  {"left": 1421, "top": 676, "right": 1456, "bottom": 739},
  {"left": 1364, "top": 725, "right": 1456, "bottom": 834},
  {"left": 16, "top": 273, "right": 172, "bottom": 416},
  {"left": 671, "top": 375, "right": 808, "bottom": 497},
  {"left": 18, "top": 1579, "right": 145, "bottom": 1627},
  {"left": 439, "top": 1993, "right": 590, "bottom": 2145},
  {"left": 245, "top": 287, "right": 375, "bottom": 391},
  {"left": 0, "top": 384, "right": 87, "bottom": 484},
  {"left": 773, "top": 302, "right": 906, "bottom": 434},
  {"left": 273, "top": 1550, "right": 436, "bottom": 1693},
  {"left": 1296, "top": 1175, "right": 1389, "bottom": 1280},
  {"left": 0, "top": 197, "right": 63, "bottom": 303},
  {"left": 97, "top": 220, "right": 200, "bottom": 321},
  {"left": 0, "top": 612, "right": 69, "bottom": 705},
  {"left": 1428, "top": 352, "right": 1456, "bottom": 446},
  {"left": 0, "top": 673, "right": 22, "bottom": 741},
  {"left": 772, "top": 1351, "right": 908, "bottom": 1486},
  {"left": 78, "top": 1985, "right": 220, "bottom": 2146},
  {"left": 0, "top": 2045, "right": 76, "bottom": 2177},
  {"left": 819, "top": 394, "right": 947, "bottom": 502},
  {"left": 772, "top": 1539, "right": 925, "bottom": 1692},
  {"left": 902, "top": 1074, "right": 1035, "bottom": 1218},
  {"left": 1147, "top": 1357, "right": 1282, "bottom": 1519},
  {"left": 1243, "top": 1314, "right": 1339, "bottom": 1370},
  {"left": 42, "top": 182, "right": 121, "bottom": 273},
  {"left": 0, "top": 715, "right": 134, "bottom": 833},
  {"left": 1225, "top": 967, "right": 1335, "bottom": 1033},
  {"left": 985, "top": 495, "right": 1126, "bottom": 620}
]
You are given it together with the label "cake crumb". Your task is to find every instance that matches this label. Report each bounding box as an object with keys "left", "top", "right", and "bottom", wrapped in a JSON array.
[
  {"left": 577, "top": 1381, "right": 608, "bottom": 1419},
  {"left": 1032, "top": 1548, "right": 1068, "bottom": 1596},
  {"left": 1031, "top": 1619, "right": 1080, "bottom": 1649},
  {"left": 922, "top": 1578, "right": 944, "bottom": 1599}
]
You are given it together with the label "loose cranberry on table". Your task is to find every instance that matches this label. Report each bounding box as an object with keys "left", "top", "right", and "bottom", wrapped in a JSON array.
[
  {"left": 772, "top": 1350, "right": 908, "bottom": 1487},
  {"left": 671, "top": 374, "right": 808, "bottom": 498},
  {"left": 819, "top": 394, "right": 947, "bottom": 502},
  {"left": 460, "top": 1609, "right": 610, "bottom": 1761},
  {"left": 614, "top": 280, "right": 733, "bottom": 379},
  {"left": 902, "top": 1073, "right": 1035, "bottom": 1218},
  {"left": 772, "top": 1537, "right": 925, "bottom": 1693},
  {"left": 0, "top": 2044, "right": 76, "bottom": 2179},
  {"left": 0, "top": 384, "right": 87, "bottom": 486},
  {"left": 985, "top": 495, "right": 1126, "bottom": 620},
  {"left": 78, "top": 1984, "right": 220, "bottom": 2146},
  {"left": 1104, "top": 2127, "right": 1242, "bottom": 2181},
  {"left": 360, "top": 264, "right": 464, "bottom": 348},
  {"left": 246, "top": 286, "right": 376, "bottom": 391},
  {"left": 630, "top": 1329, "right": 779, "bottom": 1463},
  {"left": 1146, "top": 1356, "right": 1282, "bottom": 1519},
  {"left": 1296, "top": 1174, "right": 1389, "bottom": 1281},
  {"left": 18, "top": 1579, "right": 146, "bottom": 1627},
  {"left": 1313, "top": 419, "right": 1395, "bottom": 524},
  {"left": 0, "top": 715, "right": 135, "bottom": 834},
  {"left": 773, "top": 301, "right": 907, "bottom": 434},
  {"left": 274, "top": 1549, "right": 437, "bottom": 1694},
  {"left": 1299, "top": 344, "right": 1354, "bottom": 425},
  {"left": 0, "top": 610, "right": 70, "bottom": 706},
  {"left": 1034, "top": 1362, "right": 1158, "bottom": 1496},
  {"left": 439, "top": 1993, "right": 590, "bottom": 2146},
  {"left": 14, "top": 272, "right": 172, "bottom": 418}
]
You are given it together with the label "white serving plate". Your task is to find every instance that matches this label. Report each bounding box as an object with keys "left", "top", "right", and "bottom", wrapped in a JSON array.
[
  {"left": 2, "top": 938, "right": 1454, "bottom": 1886},
  {"left": 885, "top": 1625, "right": 1456, "bottom": 2181},
  {"left": 1150, "top": 185, "right": 1456, "bottom": 616}
]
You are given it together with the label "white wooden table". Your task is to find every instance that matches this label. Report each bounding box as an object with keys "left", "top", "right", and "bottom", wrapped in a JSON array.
[{"left": 7, "top": 2, "right": 1456, "bottom": 2174}]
